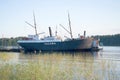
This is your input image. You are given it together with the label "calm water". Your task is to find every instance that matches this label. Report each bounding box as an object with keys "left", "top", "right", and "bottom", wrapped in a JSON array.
[
  {"left": 1, "top": 46, "right": 120, "bottom": 62},
  {"left": 0, "top": 46, "right": 120, "bottom": 80}
]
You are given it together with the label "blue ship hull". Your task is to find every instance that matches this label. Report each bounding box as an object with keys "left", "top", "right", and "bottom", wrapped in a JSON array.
[{"left": 17, "top": 38, "right": 99, "bottom": 52}]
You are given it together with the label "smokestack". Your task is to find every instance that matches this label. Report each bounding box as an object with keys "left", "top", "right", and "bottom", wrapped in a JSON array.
[
  {"left": 84, "top": 31, "right": 86, "bottom": 38},
  {"left": 49, "top": 27, "right": 52, "bottom": 37}
]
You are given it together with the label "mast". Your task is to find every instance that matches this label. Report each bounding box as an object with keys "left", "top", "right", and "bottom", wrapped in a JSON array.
[
  {"left": 68, "top": 12, "right": 73, "bottom": 39},
  {"left": 59, "top": 12, "right": 73, "bottom": 39},
  {"left": 25, "top": 12, "right": 38, "bottom": 35},
  {"left": 33, "top": 12, "right": 37, "bottom": 35}
]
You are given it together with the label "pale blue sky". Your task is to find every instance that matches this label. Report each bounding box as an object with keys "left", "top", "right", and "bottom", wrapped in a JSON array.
[{"left": 0, "top": 0, "right": 120, "bottom": 38}]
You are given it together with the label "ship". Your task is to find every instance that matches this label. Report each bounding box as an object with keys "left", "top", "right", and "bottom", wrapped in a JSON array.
[{"left": 17, "top": 13, "right": 101, "bottom": 52}]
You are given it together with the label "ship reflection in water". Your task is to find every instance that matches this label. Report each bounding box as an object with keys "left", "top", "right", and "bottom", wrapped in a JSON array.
[
  {"left": 18, "top": 51, "right": 102, "bottom": 61},
  {"left": 0, "top": 51, "right": 102, "bottom": 62}
]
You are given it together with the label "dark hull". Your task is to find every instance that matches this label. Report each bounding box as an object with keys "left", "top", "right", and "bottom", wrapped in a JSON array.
[{"left": 18, "top": 38, "right": 99, "bottom": 52}]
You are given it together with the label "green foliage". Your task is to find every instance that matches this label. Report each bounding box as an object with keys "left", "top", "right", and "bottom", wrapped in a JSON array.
[
  {"left": 98, "top": 34, "right": 120, "bottom": 46},
  {"left": 0, "top": 37, "right": 23, "bottom": 46}
]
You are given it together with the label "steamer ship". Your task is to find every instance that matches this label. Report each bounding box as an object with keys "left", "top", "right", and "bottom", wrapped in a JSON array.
[{"left": 17, "top": 13, "right": 100, "bottom": 52}]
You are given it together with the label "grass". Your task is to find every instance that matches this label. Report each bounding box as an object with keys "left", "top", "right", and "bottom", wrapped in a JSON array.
[{"left": 0, "top": 52, "right": 119, "bottom": 80}]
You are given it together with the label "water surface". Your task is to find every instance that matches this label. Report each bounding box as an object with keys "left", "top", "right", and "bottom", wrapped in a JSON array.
[{"left": 0, "top": 46, "right": 120, "bottom": 80}]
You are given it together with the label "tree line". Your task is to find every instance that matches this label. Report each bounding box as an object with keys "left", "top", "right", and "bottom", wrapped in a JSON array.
[
  {"left": 0, "top": 37, "right": 23, "bottom": 47},
  {"left": 97, "top": 34, "right": 120, "bottom": 46},
  {"left": 0, "top": 34, "right": 120, "bottom": 46}
]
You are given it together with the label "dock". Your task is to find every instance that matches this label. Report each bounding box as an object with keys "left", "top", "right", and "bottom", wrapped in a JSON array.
[{"left": 0, "top": 46, "right": 22, "bottom": 52}]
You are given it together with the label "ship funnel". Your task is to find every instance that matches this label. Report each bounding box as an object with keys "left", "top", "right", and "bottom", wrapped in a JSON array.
[
  {"left": 49, "top": 27, "right": 52, "bottom": 37},
  {"left": 84, "top": 31, "right": 86, "bottom": 38}
]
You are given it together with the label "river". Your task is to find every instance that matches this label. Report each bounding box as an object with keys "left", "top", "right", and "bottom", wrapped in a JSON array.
[{"left": 0, "top": 46, "right": 120, "bottom": 80}]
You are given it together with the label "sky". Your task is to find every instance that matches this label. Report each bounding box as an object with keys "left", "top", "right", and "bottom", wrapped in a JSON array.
[{"left": 0, "top": 0, "right": 120, "bottom": 38}]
